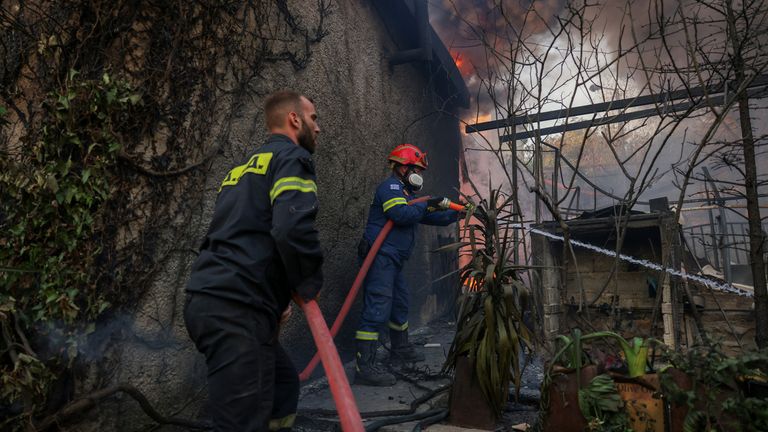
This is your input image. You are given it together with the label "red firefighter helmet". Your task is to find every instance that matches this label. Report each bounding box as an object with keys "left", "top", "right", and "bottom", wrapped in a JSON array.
[{"left": 388, "top": 144, "right": 428, "bottom": 170}]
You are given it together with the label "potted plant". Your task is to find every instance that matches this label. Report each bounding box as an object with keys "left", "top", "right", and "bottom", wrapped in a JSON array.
[
  {"left": 440, "top": 184, "right": 534, "bottom": 429},
  {"left": 538, "top": 329, "right": 662, "bottom": 432},
  {"left": 551, "top": 329, "right": 652, "bottom": 380}
]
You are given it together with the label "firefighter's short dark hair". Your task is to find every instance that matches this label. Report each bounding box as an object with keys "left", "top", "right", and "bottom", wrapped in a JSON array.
[{"left": 264, "top": 91, "right": 312, "bottom": 129}]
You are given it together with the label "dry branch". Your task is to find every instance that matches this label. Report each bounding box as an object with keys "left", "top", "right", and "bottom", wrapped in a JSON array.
[{"left": 33, "top": 383, "right": 210, "bottom": 431}]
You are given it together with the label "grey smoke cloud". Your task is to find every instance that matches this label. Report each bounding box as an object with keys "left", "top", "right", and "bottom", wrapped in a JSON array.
[
  {"left": 432, "top": 0, "right": 768, "bottom": 215},
  {"left": 430, "top": 0, "right": 565, "bottom": 113}
]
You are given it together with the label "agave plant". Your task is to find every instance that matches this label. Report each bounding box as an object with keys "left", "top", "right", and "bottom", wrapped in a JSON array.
[{"left": 441, "top": 182, "right": 534, "bottom": 417}]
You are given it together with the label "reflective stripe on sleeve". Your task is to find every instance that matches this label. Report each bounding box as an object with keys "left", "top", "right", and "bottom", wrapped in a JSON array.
[
  {"left": 382, "top": 197, "right": 407, "bottom": 212},
  {"left": 355, "top": 330, "right": 379, "bottom": 341},
  {"left": 270, "top": 177, "right": 317, "bottom": 203}
]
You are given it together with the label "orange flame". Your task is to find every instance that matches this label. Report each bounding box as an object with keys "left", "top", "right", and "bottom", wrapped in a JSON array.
[
  {"left": 463, "top": 277, "right": 482, "bottom": 293},
  {"left": 454, "top": 52, "right": 464, "bottom": 69},
  {"left": 451, "top": 50, "right": 475, "bottom": 77}
]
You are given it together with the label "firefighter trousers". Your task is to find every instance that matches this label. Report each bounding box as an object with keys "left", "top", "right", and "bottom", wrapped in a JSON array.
[
  {"left": 184, "top": 293, "right": 298, "bottom": 432},
  {"left": 357, "top": 253, "right": 410, "bottom": 340}
]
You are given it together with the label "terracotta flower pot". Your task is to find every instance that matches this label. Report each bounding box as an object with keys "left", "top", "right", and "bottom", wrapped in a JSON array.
[
  {"left": 448, "top": 355, "right": 498, "bottom": 430},
  {"left": 541, "top": 365, "right": 598, "bottom": 432},
  {"left": 542, "top": 366, "right": 685, "bottom": 432}
]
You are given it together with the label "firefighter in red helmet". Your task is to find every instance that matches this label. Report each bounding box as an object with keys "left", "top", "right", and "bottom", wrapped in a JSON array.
[{"left": 353, "top": 143, "right": 461, "bottom": 386}]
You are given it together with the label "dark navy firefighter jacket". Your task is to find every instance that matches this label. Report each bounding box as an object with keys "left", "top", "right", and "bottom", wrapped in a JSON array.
[
  {"left": 186, "top": 134, "right": 323, "bottom": 321},
  {"left": 362, "top": 175, "right": 458, "bottom": 266}
]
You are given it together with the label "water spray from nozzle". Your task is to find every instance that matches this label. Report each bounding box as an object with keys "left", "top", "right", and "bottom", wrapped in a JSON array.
[{"left": 527, "top": 227, "right": 753, "bottom": 297}]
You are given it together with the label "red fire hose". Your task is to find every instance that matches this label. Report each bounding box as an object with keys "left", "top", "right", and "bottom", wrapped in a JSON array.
[
  {"left": 298, "top": 196, "right": 464, "bottom": 381},
  {"left": 294, "top": 295, "right": 364, "bottom": 432}
]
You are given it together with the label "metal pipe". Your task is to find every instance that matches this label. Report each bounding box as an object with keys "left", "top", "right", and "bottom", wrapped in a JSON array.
[
  {"left": 678, "top": 204, "right": 768, "bottom": 212},
  {"left": 593, "top": 185, "right": 597, "bottom": 211},
  {"left": 485, "top": 85, "right": 768, "bottom": 142},
  {"left": 466, "top": 74, "right": 768, "bottom": 133},
  {"left": 553, "top": 148, "right": 560, "bottom": 205},
  {"left": 502, "top": 101, "right": 693, "bottom": 141},
  {"left": 703, "top": 167, "right": 732, "bottom": 283},
  {"left": 674, "top": 193, "right": 768, "bottom": 204},
  {"left": 565, "top": 185, "right": 580, "bottom": 213},
  {"left": 706, "top": 182, "right": 721, "bottom": 269}
]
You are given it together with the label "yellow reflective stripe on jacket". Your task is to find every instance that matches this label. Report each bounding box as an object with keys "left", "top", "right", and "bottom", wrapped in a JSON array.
[
  {"left": 355, "top": 330, "right": 379, "bottom": 341},
  {"left": 269, "top": 177, "right": 317, "bottom": 203},
  {"left": 382, "top": 197, "right": 407, "bottom": 212},
  {"left": 388, "top": 321, "right": 409, "bottom": 331},
  {"left": 219, "top": 152, "right": 273, "bottom": 191},
  {"left": 269, "top": 413, "right": 296, "bottom": 431}
]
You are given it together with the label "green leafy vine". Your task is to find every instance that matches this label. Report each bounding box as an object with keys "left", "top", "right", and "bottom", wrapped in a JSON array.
[
  {"left": 0, "top": 1, "right": 332, "bottom": 429},
  {"left": 0, "top": 70, "right": 140, "bottom": 425}
]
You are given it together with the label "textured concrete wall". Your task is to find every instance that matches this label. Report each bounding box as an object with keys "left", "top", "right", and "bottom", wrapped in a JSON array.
[{"left": 84, "top": 1, "right": 463, "bottom": 429}]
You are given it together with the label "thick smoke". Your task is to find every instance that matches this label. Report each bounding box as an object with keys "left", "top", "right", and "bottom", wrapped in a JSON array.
[
  {"left": 430, "top": 1, "right": 563, "bottom": 203},
  {"left": 431, "top": 0, "right": 768, "bottom": 231}
]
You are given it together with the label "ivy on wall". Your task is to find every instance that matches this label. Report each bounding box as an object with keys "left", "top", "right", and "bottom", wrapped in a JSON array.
[
  {"left": 0, "top": 70, "right": 141, "bottom": 426},
  {"left": 0, "top": 0, "right": 331, "bottom": 429}
]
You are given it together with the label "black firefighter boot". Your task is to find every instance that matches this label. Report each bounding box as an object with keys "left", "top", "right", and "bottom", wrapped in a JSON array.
[
  {"left": 389, "top": 328, "right": 425, "bottom": 364},
  {"left": 354, "top": 340, "right": 396, "bottom": 386}
]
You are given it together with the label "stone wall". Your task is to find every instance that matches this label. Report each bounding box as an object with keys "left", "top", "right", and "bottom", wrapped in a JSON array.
[{"left": 80, "top": 1, "right": 464, "bottom": 429}]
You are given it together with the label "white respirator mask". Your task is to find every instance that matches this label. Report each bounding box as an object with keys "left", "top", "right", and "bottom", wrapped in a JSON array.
[{"left": 407, "top": 172, "right": 424, "bottom": 191}]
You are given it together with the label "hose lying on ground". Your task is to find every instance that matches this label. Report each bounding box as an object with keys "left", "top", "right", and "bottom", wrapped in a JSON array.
[
  {"left": 411, "top": 409, "right": 449, "bottom": 432},
  {"left": 299, "top": 384, "right": 451, "bottom": 418},
  {"left": 363, "top": 408, "right": 447, "bottom": 432}
]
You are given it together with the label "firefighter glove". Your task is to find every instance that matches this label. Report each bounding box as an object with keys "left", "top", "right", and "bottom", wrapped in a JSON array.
[{"left": 426, "top": 197, "right": 451, "bottom": 211}]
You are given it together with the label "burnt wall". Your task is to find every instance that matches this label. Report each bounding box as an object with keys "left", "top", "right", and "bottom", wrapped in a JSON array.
[{"left": 83, "top": 1, "right": 464, "bottom": 430}]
